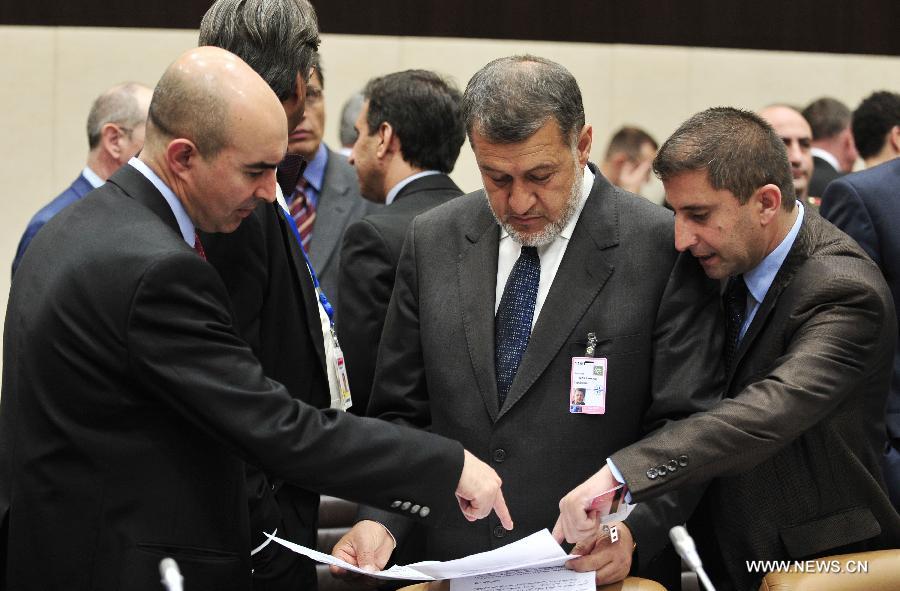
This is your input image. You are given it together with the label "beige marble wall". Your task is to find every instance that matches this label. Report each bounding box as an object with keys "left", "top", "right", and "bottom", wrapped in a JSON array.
[{"left": 2, "top": 24, "right": 900, "bottom": 373}]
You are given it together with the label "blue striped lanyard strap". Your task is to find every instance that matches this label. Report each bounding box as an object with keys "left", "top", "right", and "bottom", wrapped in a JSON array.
[{"left": 278, "top": 205, "right": 335, "bottom": 327}]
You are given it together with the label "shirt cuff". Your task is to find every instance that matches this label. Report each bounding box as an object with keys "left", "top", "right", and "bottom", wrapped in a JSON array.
[{"left": 606, "top": 458, "right": 633, "bottom": 504}]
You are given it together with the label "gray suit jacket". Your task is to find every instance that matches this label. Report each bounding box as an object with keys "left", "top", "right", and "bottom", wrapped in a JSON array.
[
  {"left": 306, "top": 147, "right": 378, "bottom": 311},
  {"left": 365, "top": 166, "right": 723, "bottom": 574},
  {"left": 611, "top": 207, "right": 900, "bottom": 590}
]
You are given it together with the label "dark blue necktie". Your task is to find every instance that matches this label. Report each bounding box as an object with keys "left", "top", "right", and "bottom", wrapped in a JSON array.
[
  {"left": 723, "top": 274, "right": 748, "bottom": 372},
  {"left": 495, "top": 246, "right": 540, "bottom": 407}
]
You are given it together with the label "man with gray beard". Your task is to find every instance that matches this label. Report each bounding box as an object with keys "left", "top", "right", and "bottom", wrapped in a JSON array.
[{"left": 332, "top": 55, "right": 722, "bottom": 589}]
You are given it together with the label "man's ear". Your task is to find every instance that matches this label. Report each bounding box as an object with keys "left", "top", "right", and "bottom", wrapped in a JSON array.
[
  {"left": 576, "top": 124, "right": 593, "bottom": 168},
  {"left": 754, "top": 183, "right": 783, "bottom": 226},
  {"left": 166, "top": 139, "right": 199, "bottom": 176},
  {"left": 376, "top": 122, "right": 396, "bottom": 159},
  {"left": 889, "top": 125, "right": 900, "bottom": 154},
  {"left": 100, "top": 123, "right": 126, "bottom": 160}
]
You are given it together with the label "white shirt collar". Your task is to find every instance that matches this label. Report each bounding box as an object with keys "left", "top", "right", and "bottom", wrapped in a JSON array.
[
  {"left": 128, "top": 157, "right": 196, "bottom": 247},
  {"left": 385, "top": 170, "right": 441, "bottom": 205},
  {"left": 81, "top": 166, "right": 104, "bottom": 189},
  {"left": 811, "top": 147, "right": 840, "bottom": 171}
]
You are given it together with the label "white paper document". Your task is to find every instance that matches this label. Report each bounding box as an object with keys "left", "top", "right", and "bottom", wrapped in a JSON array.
[
  {"left": 266, "top": 528, "right": 577, "bottom": 581},
  {"left": 450, "top": 566, "right": 595, "bottom": 591}
]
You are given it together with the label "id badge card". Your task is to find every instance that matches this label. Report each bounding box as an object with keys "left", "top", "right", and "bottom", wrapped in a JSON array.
[
  {"left": 331, "top": 330, "right": 353, "bottom": 411},
  {"left": 569, "top": 357, "right": 607, "bottom": 414}
]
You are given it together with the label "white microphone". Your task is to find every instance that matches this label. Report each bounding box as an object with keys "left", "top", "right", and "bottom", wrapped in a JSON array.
[
  {"left": 159, "top": 557, "right": 184, "bottom": 591},
  {"left": 669, "top": 525, "right": 716, "bottom": 591}
]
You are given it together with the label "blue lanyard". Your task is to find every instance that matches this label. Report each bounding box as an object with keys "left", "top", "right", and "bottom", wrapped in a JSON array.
[{"left": 278, "top": 204, "right": 335, "bottom": 327}]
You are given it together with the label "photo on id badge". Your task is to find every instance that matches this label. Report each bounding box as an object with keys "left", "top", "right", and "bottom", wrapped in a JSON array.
[{"left": 570, "top": 356, "right": 607, "bottom": 414}]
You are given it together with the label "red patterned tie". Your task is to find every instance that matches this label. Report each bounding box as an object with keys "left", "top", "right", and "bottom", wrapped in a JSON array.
[
  {"left": 194, "top": 231, "right": 207, "bottom": 260},
  {"left": 290, "top": 177, "right": 316, "bottom": 251}
]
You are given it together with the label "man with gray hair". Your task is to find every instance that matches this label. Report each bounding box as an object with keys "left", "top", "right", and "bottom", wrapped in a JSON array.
[
  {"left": 802, "top": 96, "right": 858, "bottom": 197},
  {"left": 338, "top": 91, "right": 364, "bottom": 156},
  {"left": 198, "top": 1, "right": 356, "bottom": 588},
  {"left": 333, "top": 55, "right": 721, "bottom": 588},
  {"left": 12, "top": 81, "right": 152, "bottom": 276}
]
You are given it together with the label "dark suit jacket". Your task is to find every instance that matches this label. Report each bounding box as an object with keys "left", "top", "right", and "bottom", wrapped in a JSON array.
[
  {"left": 13, "top": 173, "right": 94, "bottom": 276},
  {"left": 364, "top": 167, "right": 723, "bottom": 578},
  {"left": 0, "top": 164, "right": 466, "bottom": 591},
  {"left": 809, "top": 154, "right": 842, "bottom": 198},
  {"left": 821, "top": 158, "right": 900, "bottom": 508},
  {"left": 612, "top": 207, "right": 900, "bottom": 590},
  {"left": 306, "top": 148, "right": 377, "bottom": 312},
  {"left": 200, "top": 198, "right": 331, "bottom": 587},
  {"left": 337, "top": 173, "right": 463, "bottom": 414}
]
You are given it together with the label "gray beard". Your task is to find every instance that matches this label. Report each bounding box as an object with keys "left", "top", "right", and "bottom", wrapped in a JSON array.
[{"left": 489, "top": 164, "right": 585, "bottom": 247}]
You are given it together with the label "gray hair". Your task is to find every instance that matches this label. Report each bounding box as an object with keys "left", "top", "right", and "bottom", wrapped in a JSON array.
[
  {"left": 653, "top": 106, "right": 796, "bottom": 211},
  {"left": 86, "top": 82, "right": 151, "bottom": 150},
  {"left": 199, "top": 0, "right": 320, "bottom": 102},
  {"left": 339, "top": 91, "right": 365, "bottom": 147},
  {"left": 801, "top": 97, "right": 852, "bottom": 140},
  {"left": 462, "top": 55, "right": 584, "bottom": 146}
]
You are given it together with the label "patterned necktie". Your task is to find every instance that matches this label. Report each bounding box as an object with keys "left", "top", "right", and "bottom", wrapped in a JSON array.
[
  {"left": 276, "top": 153, "right": 305, "bottom": 197},
  {"left": 193, "top": 231, "right": 207, "bottom": 260},
  {"left": 723, "top": 274, "right": 748, "bottom": 372},
  {"left": 290, "top": 177, "right": 316, "bottom": 251},
  {"left": 495, "top": 246, "right": 541, "bottom": 407}
]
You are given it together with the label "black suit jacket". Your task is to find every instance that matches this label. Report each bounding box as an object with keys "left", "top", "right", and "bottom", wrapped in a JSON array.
[
  {"left": 822, "top": 159, "right": 900, "bottom": 508},
  {"left": 364, "top": 167, "right": 723, "bottom": 578},
  {"left": 200, "top": 200, "right": 331, "bottom": 586},
  {"left": 809, "top": 154, "right": 842, "bottom": 198},
  {"left": 0, "top": 164, "right": 466, "bottom": 591},
  {"left": 612, "top": 207, "right": 900, "bottom": 590},
  {"left": 337, "top": 173, "right": 463, "bottom": 414}
]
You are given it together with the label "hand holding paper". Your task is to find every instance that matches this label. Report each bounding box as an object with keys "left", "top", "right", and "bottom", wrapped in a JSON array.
[
  {"left": 565, "top": 521, "right": 634, "bottom": 585},
  {"left": 329, "top": 520, "right": 396, "bottom": 583},
  {"left": 552, "top": 465, "right": 621, "bottom": 543}
]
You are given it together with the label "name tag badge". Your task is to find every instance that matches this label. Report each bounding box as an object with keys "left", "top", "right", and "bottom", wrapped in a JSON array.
[
  {"left": 330, "top": 329, "right": 353, "bottom": 411},
  {"left": 570, "top": 356, "right": 607, "bottom": 414}
]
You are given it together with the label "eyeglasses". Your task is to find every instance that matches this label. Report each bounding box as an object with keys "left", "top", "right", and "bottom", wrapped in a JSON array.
[{"left": 305, "top": 86, "right": 323, "bottom": 106}]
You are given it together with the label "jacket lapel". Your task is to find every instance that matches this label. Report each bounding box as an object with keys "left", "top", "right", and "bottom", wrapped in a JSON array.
[
  {"left": 726, "top": 206, "right": 816, "bottom": 387},
  {"left": 499, "top": 168, "right": 617, "bottom": 418},
  {"left": 458, "top": 197, "right": 503, "bottom": 421},
  {"left": 275, "top": 203, "right": 329, "bottom": 372},
  {"left": 308, "top": 150, "right": 351, "bottom": 274}
]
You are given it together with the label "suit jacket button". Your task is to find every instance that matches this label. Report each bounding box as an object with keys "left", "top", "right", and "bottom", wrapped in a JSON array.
[
  {"left": 493, "top": 525, "right": 507, "bottom": 539},
  {"left": 401, "top": 501, "right": 412, "bottom": 511},
  {"left": 411, "top": 504, "right": 421, "bottom": 514},
  {"left": 666, "top": 460, "right": 678, "bottom": 472},
  {"left": 391, "top": 500, "right": 402, "bottom": 508},
  {"left": 678, "top": 455, "right": 688, "bottom": 467},
  {"left": 657, "top": 465, "right": 668, "bottom": 477},
  {"left": 646, "top": 468, "right": 658, "bottom": 479},
  {"left": 493, "top": 448, "right": 507, "bottom": 463},
  {"left": 419, "top": 506, "right": 430, "bottom": 518}
]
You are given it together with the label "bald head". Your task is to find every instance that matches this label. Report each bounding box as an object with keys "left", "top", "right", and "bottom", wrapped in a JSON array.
[
  {"left": 145, "top": 46, "right": 286, "bottom": 160},
  {"left": 759, "top": 105, "right": 813, "bottom": 200}
]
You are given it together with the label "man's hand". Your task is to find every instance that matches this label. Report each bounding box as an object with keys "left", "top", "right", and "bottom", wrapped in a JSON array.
[
  {"left": 552, "top": 465, "right": 618, "bottom": 543},
  {"left": 565, "top": 522, "right": 634, "bottom": 585},
  {"left": 618, "top": 158, "right": 653, "bottom": 194},
  {"left": 329, "top": 520, "right": 396, "bottom": 584},
  {"left": 456, "top": 450, "right": 514, "bottom": 530}
]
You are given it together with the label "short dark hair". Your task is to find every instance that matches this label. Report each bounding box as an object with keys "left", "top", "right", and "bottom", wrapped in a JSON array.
[
  {"left": 199, "top": 0, "right": 320, "bottom": 102},
  {"left": 852, "top": 91, "right": 900, "bottom": 160},
  {"left": 604, "top": 126, "right": 658, "bottom": 162},
  {"left": 363, "top": 70, "right": 464, "bottom": 173},
  {"left": 653, "top": 107, "right": 795, "bottom": 211},
  {"left": 802, "top": 97, "right": 852, "bottom": 140},
  {"left": 461, "top": 55, "right": 584, "bottom": 146}
]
